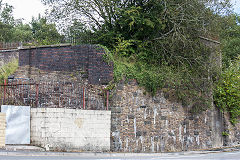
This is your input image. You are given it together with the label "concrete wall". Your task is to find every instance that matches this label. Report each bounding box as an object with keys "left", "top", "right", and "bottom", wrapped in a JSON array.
[
  {"left": 30, "top": 108, "right": 111, "bottom": 151},
  {"left": 0, "top": 113, "right": 6, "bottom": 148},
  {"left": 110, "top": 81, "right": 225, "bottom": 152}
]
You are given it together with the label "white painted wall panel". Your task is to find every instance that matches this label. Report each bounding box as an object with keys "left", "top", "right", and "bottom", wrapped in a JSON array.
[{"left": 30, "top": 108, "right": 111, "bottom": 151}]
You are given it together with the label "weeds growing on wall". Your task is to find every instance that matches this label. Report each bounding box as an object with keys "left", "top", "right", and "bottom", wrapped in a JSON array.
[
  {"left": 0, "top": 59, "right": 18, "bottom": 84},
  {"left": 103, "top": 43, "right": 213, "bottom": 112},
  {"left": 214, "top": 56, "right": 240, "bottom": 125}
]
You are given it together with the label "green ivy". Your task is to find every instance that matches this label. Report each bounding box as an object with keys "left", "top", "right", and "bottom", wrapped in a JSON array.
[{"left": 222, "top": 131, "right": 230, "bottom": 136}]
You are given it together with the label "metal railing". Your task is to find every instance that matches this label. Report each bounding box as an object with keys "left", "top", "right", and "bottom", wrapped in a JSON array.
[
  {"left": 0, "top": 42, "right": 22, "bottom": 50},
  {"left": 0, "top": 79, "right": 109, "bottom": 110}
]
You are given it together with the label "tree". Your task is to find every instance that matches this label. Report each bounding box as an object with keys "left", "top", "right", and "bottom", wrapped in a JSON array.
[
  {"left": 42, "top": 0, "right": 231, "bottom": 62},
  {"left": 31, "top": 16, "right": 63, "bottom": 45},
  {"left": 12, "top": 23, "right": 33, "bottom": 42},
  {"left": 220, "top": 14, "right": 240, "bottom": 68},
  {"left": 64, "top": 19, "right": 94, "bottom": 44},
  {"left": 214, "top": 56, "right": 240, "bottom": 124},
  {"left": 42, "top": 0, "right": 233, "bottom": 110},
  {"left": 0, "top": 0, "right": 14, "bottom": 42},
  {"left": 0, "top": 0, "right": 14, "bottom": 25},
  {"left": 0, "top": 1, "right": 63, "bottom": 45}
]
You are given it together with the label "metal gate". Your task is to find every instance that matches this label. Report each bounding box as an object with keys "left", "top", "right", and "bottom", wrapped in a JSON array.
[{"left": 1, "top": 105, "right": 30, "bottom": 144}]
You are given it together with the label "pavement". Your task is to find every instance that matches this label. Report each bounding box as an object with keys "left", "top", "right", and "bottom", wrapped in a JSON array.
[
  {"left": 0, "top": 145, "right": 240, "bottom": 157},
  {"left": 4, "top": 145, "right": 45, "bottom": 152}
]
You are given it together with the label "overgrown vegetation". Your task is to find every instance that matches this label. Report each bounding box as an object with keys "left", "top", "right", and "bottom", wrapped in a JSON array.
[
  {"left": 0, "top": 59, "right": 18, "bottom": 84},
  {"left": 214, "top": 57, "right": 240, "bottom": 125},
  {"left": 212, "top": 14, "right": 240, "bottom": 125},
  {"left": 103, "top": 41, "right": 213, "bottom": 112},
  {"left": 221, "top": 15, "right": 240, "bottom": 68},
  {"left": 41, "top": 0, "right": 234, "bottom": 112}
]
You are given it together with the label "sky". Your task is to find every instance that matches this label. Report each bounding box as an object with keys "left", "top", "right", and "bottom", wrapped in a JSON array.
[
  {"left": 232, "top": 0, "right": 240, "bottom": 14},
  {"left": 2, "top": 0, "right": 46, "bottom": 23},
  {"left": 2, "top": 0, "right": 240, "bottom": 23}
]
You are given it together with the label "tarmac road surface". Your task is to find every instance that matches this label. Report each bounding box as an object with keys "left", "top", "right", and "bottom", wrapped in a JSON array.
[{"left": 0, "top": 151, "right": 240, "bottom": 160}]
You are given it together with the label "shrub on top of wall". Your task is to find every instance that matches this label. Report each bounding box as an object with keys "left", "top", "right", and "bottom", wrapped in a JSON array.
[{"left": 0, "top": 59, "right": 18, "bottom": 84}]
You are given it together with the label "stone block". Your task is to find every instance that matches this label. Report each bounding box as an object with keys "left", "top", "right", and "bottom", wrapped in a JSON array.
[
  {"left": 117, "top": 84, "right": 124, "bottom": 90},
  {"left": 144, "top": 121, "right": 152, "bottom": 125},
  {"left": 111, "top": 126, "right": 117, "bottom": 131},
  {"left": 111, "top": 107, "right": 121, "bottom": 113},
  {"left": 115, "top": 95, "right": 122, "bottom": 101},
  {"left": 182, "top": 120, "right": 189, "bottom": 126},
  {"left": 161, "top": 116, "right": 167, "bottom": 120},
  {"left": 172, "top": 106, "right": 178, "bottom": 111},
  {"left": 128, "top": 115, "right": 135, "bottom": 119},
  {"left": 206, "top": 131, "right": 211, "bottom": 136},
  {"left": 168, "top": 132, "right": 174, "bottom": 136},
  {"left": 131, "top": 92, "right": 137, "bottom": 97},
  {"left": 153, "top": 97, "right": 160, "bottom": 103},
  {"left": 136, "top": 131, "right": 142, "bottom": 137},
  {"left": 189, "top": 116, "right": 194, "bottom": 120},
  {"left": 140, "top": 106, "right": 147, "bottom": 108}
]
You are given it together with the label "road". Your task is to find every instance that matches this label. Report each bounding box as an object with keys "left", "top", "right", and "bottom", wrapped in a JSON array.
[{"left": 0, "top": 151, "right": 240, "bottom": 160}]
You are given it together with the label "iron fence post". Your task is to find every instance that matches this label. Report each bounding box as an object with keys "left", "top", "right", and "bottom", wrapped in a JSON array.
[
  {"left": 106, "top": 90, "right": 109, "bottom": 110},
  {"left": 4, "top": 80, "right": 7, "bottom": 104},
  {"left": 36, "top": 84, "right": 39, "bottom": 107},
  {"left": 83, "top": 87, "right": 85, "bottom": 109}
]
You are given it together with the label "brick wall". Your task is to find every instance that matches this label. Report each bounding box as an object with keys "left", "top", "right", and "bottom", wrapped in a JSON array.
[
  {"left": 18, "top": 45, "right": 113, "bottom": 85},
  {"left": 0, "top": 113, "right": 6, "bottom": 148},
  {"left": 31, "top": 108, "right": 111, "bottom": 151},
  {"left": 0, "top": 49, "right": 19, "bottom": 68}
]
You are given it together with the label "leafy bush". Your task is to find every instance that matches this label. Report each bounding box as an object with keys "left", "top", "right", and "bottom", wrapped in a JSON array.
[
  {"left": 0, "top": 59, "right": 18, "bottom": 84},
  {"left": 214, "top": 56, "right": 240, "bottom": 124},
  {"left": 104, "top": 45, "right": 212, "bottom": 112},
  {"left": 220, "top": 15, "right": 240, "bottom": 68}
]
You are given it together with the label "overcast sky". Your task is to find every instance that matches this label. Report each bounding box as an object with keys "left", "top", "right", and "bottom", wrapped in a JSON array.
[
  {"left": 232, "top": 0, "right": 240, "bottom": 14},
  {"left": 2, "top": 0, "right": 240, "bottom": 23},
  {"left": 2, "top": 0, "right": 46, "bottom": 22}
]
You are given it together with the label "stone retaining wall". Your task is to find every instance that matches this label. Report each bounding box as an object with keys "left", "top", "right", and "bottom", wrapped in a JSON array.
[{"left": 110, "top": 81, "right": 225, "bottom": 152}]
